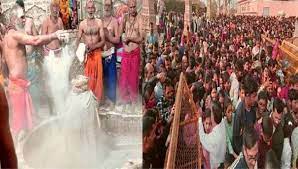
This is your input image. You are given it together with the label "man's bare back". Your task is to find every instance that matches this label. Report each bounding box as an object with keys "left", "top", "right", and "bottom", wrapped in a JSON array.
[
  {"left": 0, "top": 85, "right": 17, "bottom": 168},
  {"left": 41, "top": 16, "right": 64, "bottom": 50}
]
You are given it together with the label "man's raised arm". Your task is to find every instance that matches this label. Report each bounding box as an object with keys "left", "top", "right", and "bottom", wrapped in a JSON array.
[{"left": 13, "top": 30, "right": 60, "bottom": 46}]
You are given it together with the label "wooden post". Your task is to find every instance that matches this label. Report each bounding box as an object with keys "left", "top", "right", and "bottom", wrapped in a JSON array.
[
  {"left": 294, "top": 20, "right": 298, "bottom": 37},
  {"left": 141, "top": 0, "right": 156, "bottom": 34},
  {"left": 207, "top": 0, "right": 211, "bottom": 19},
  {"left": 184, "top": 0, "right": 192, "bottom": 33},
  {"left": 165, "top": 73, "right": 184, "bottom": 169}
]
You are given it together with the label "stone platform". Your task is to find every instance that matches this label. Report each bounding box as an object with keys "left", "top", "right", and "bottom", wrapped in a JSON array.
[{"left": 15, "top": 104, "right": 142, "bottom": 169}]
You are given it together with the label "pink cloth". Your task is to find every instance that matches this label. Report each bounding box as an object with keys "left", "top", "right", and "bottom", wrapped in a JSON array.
[
  {"left": 183, "top": 114, "right": 197, "bottom": 146},
  {"left": 8, "top": 77, "right": 33, "bottom": 134},
  {"left": 119, "top": 47, "right": 141, "bottom": 103},
  {"left": 180, "top": 34, "right": 185, "bottom": 46},
  {"left": 272, "top": 41, "right": 280, "bottom": 60},
  {"left": 278, "top": 86, "right": 289, "bottom": 101}
]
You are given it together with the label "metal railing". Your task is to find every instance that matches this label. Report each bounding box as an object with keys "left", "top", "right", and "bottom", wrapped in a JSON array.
[
  {"left": 261, "top": 34, "right": 298, "bottom": 74},
  {"left": 164, "top": 73, "right": 201, "bottom": 169}
]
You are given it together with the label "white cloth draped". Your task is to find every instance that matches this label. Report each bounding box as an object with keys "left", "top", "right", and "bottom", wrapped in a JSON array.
[
  {"left": 58, "top": 90, "right": 99, "bottom": 167},
  {"left": 43, "top": 45, "right": 74, "bottom": 115}
]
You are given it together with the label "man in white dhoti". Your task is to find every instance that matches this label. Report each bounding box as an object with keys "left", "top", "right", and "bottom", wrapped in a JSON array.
[{"left": 41, "top": 0, "right": 73, "bottom": 115}]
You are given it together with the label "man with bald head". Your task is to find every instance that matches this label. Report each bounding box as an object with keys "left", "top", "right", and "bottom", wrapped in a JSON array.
[
  {"left": 76, "top": 0, "right": 105, "bottom": 102},
  {"left": 42, "top": 0, "right": 64, "bottom": 56},
  {"left": 145, "top": 63, "right": 155, "bottom": 82},
  {"left": 15, "top": 0, "right": 43, "bottom": 114},
  {"left": 102, "top": 0, "right": 120, "bottom": 108},
  {"left": 2, "top": 3, "right": 64, "bottom": 139},
  {"left": 119, "top": 0, "right": 143, "bottom": 111},
  {"left": 143, "top": 62, "right": 166, "bottom": 97},
  {"left": 41, "top": 0, "right": 72, "bottom": 115}
]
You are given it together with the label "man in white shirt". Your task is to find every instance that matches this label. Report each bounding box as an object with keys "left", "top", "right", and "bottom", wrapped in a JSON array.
[
  {"left": 281, "top": 120, "right": 293, "bottom": 169},
  {"left": 230, "top": 60, "right": 244, "bottom": 108},
  {"left": 199, "top": 101, "right": 226, "bottom": 169},
  {"left": 252, "top": 42, "right": 260, "bottom": 58},
  {"left": 291, "top": 127, "right": 298, "bottom": 168}
]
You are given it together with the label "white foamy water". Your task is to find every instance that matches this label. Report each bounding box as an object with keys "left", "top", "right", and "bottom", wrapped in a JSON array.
[
  {"left": 43, "top": 45, "right": 74, "bottom": 115},
  {"left": 18, "top": 92, "right": 141, "bottom": 169}
]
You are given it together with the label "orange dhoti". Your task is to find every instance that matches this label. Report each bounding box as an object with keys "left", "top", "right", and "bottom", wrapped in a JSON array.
[
  {"left": 0, "top": 73, "right": 4, "bottom": 86},
  {"left": 84, "top": 49, "right": 103, "bottom": 101},
  {"left": 7, "top": 77, "right": 34, "bottom": 135}
]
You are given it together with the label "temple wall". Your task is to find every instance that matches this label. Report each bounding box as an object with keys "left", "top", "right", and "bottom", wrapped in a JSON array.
[
  {"left": 237, "top": 0, "right": 298, "bottom": 17},
  {"left": 1, "top": 0, "right": 146, "bottom": 32},
  {"left": 1, "top": 0, "right": 51, "bottom": 30},
  {"left": 140, "top": 0, "right": 156, "bottom": 34},
  {"left": 0, "top": 0, "right": 116, "bottom": 30}
]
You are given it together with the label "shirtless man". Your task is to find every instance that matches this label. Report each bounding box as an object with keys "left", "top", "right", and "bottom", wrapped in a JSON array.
[
  {"left": 15, "top": 0, "right": 43, "bottom": 115},
  {"left": 0, "top": 85, "right": 18, "bottom": 168},
  {"left": 41, "top": 0, "right": 72, "bottom": 115},
  {"left": 2, "top": 4, "right": 64, "bottom": 138},
  {"left": 102, "top": 0, "right": 120, "bottom": 108},
  {"left": 119, "top": 0, "right": 143, "bottom": 111},
  {"left": 76, "top": 0, "right": 105, "bottom": 101},
  {"left": 41, "top": 0, "right": 64, "bottom": 56}
]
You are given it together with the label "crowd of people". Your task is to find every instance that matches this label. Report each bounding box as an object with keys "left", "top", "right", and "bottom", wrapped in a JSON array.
[
  {"left": 0, "top": 0, "right": 143, "bottom": 167},
  {"left": 1, "top": 0, "right": 298, "bottom": 168},
  {"left": 142, "top": 12, "right": 298, "bottom": 169}
]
